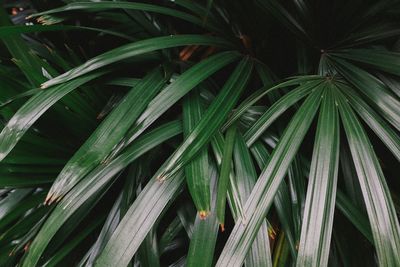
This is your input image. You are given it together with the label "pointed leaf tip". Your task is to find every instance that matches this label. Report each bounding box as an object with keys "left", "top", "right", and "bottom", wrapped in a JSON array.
[{"left": 199, "top": 210, "right": 209, "bottom": 220}]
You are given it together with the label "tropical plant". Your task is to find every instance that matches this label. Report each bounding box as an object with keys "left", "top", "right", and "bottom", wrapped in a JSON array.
[{"left": 0, "top": 0, "right": 400, "bottom": 266}]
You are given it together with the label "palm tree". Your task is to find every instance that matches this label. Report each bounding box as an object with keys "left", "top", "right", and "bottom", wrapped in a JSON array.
[{"left": 0, "top": 0, "right": 399, "bottom": 266}]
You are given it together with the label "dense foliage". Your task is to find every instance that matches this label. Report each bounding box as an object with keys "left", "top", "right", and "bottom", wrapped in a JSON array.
[{"left": 0, "top": 0, "right": 400, "bottom": 266}]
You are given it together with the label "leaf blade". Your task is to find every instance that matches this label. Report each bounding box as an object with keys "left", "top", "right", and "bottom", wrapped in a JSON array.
[
  {"left": 183, "top": 88, "right": 211, "bottom": 214},
  {"left": 47, "top": 69, "right": 166, "bottom": 202},
  {"left": 21, "top": 120, "right": 182, "bottom": 267},
  {"left": 216, "top": 124, "right": 237, "bottom": 229},
  {"left": 216, "top": 84, "right": 324, "bottom": 267},
  {"left": 296, "top": 85, "right": 340, "bottom": 267},
  {"left": 336, "top": 89, "right": 400, "bottom": 266},
  {"left": 41, "top": 35, "right": 234, "bottom": 88},
  {"left": 0, "top": 71, "right": 104, "bottom": 162},
  {"left": 159, "top": 56, "right": 253, "bottom": 180}
]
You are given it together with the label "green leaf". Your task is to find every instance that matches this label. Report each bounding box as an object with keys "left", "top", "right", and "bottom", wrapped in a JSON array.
[
  {"left": 80, "top": 163, "right": 142, "bottom": 267},
  {"left": 336, "top": 190, "right": 373, "bottom": 243},
  {"left": 94, "top": 171, "right": 184, "bottom": 267},
  {"left": 0, "top": 189, "right": 32, "bottom": 221},
  {"left": 250, "top": 141, "right": 297, "bottom": 258},
  {"left": 0, "top": 24, "right": 134, "bottom": 41},
  {"left": 0, "top": 207, "right": 49, "bottom": 244},
  {"left": 244, "top": 79, "right": 322, "bottom": 146},
  {"left": 336, "top": 89, "right": 400, "bottom": 266},
  {"left": 186, "top": 164, "right": 219, "bottom": 267},
  {"left": 211, "top": 132, "right": 245, "bottom": 224},
  {"left": 0, "top": 191, "right": 45, "bottom": 232},
  {"left": 46, "top": 68, "right": 166, "bottom": 202},
  {"left": 332, "top": 49, "right": 400, "bottom": 75},
  {"left": 21, "top": 121, "right": 182, "bottom": 267},
  {"left": 330, "top": 57, "right": 400, "bottom": 131},
  {"left": 40, "top": 35, "right": 234, "bottom": 89},
  {"left": 159, "top": 217, "right": 183, "bottom": 255},
  {"left": 0, "top": 71, "right": 104, "bottom": 162},
  {"left": 216, "top": 123, "right": 237, "bottom": 229},
  {"left": 216, "top": 84, "right": 324, "bottom": 267},
  {"left": 377, "top": 73, "right": 400, "bottom": 98},
  {"left": 137, "top": 228, "right": 160, "bottom": 267},
  {"left": 222, "top": 75, "right": 321, "bottom": 131},
  {"left": 80, "top": 194, "right": 124, "bottom": 267},
  {"left": 42, "top": 218, "right": 103, "bottom": 267},
  {"left": 273, "top": 232, "right": 290, "bottom": 267},
  {"left": 111, "top": 51, "right": 240, "bottom": 152},
  {"left": 0, "top": 7, "right": 45, "bottom": 86},
  {"left": 29, "top": 1, "right": 216, "bottom": 32},
  {"left": 339, "top": 24, "right": 400, "bottom": 47},
  {"left": 234, "top": 134, "right": 272, "bottom": 267},
  {"left": 339, "top": 84, "right": 400, "bottom": 162},
  {"left": 183, "top": 88, "right": 211, "bottom": 214},
  {"left": 158, "top": 57, "right": 253, "bottom": 181},
  {"left": 296, "top": 85, "right": 340, "bottom": 267}
]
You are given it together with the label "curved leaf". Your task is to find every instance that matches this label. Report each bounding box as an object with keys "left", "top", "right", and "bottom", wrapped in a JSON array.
[
  {"left": 216, "top": 84, "right": 324, "bottom": 267},
  {"left": 0, "top": 71, "right": 104, "bottom": 162},
  {"left": 183, "top": 88, "right": 210, "bottom": 214},
  {"left": 244, "top": 79, "right": 322, "bottom": 146},
  {"left": 159, "top": 56, "right": 253, "bottom": 180},
  {"left": 296, "top": 85, "right": 340, "bottom": 267},
  {"left": 41, "top": 35, "right": 235, "bottom": 88},
  {"left": 113, "top": 51, "right": 240, "bottom": 151},
  {"left": 46, "top": 68, "right": 166, "bottom": 202},
  {"left": 336, "top": 89, "right": 400, "bottom": 266},
  {"left": 21, "top": 120, "right": 182, "bottom": 267}
]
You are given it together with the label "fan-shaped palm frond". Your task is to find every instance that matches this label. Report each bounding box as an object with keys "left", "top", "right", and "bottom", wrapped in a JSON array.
[{"left": 0, "top": 0, "right": 399, "bottom": 266}]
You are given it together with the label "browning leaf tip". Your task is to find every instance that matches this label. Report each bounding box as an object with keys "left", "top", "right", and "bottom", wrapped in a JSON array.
[{"left": 199, "top": 210, "right": 209, "bottom": 220}]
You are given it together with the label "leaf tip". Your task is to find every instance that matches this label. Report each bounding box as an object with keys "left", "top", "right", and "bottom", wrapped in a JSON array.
[
  {"left": 156, "top": 174, "right": 166, "bottom": 182},
  {"left": 199, "top": 210, "right": 209, "bottom": 220},
  {"left": 24, "top": 241, "right": 31, "bottom": 252},
  {"left": 219, "top": 223, "right": 225, "bottom": 232},
  {"left": 45, "top": 193, "right": 59, "bottom": 205},
  {"left": 44, "top": 194, "right": 51, "bottom": 205},
  {"left": 268, "top": 226, "right": 277, "bottom": 240}
]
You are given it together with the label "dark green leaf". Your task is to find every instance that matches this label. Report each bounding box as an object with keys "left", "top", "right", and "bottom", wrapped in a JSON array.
[
  {"left": 296, "top": 85, "right": 340, "bottom": 266},
  {"left": 336, "top": 89, "right": 400, "bottom": 266},
  {"left": 216, "top": 124, "right": 237, "bottom": 229},
  {"left": 183, "top": 88, "right": 211, "bottom": 214},
  {"left": 41, "top": 35, "right": 235, "bottom": 89},
  {"left": 216, "top": 84, "right": 324, "bottom": 267}
]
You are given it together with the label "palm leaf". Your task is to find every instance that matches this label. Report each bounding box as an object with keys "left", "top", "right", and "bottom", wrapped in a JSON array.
[
  {"left": 216, "top": 84, "right": 324, "bottom": 267},
  {"left": 336, "top": 88, "right": 400, "bottom": 266},
  {"left": 296, "top": 85, "right": 340, "bottom": 266}
]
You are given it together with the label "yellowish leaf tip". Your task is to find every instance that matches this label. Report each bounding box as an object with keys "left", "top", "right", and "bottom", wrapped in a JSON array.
[
  {"left": 268, "top": 226, "right": 277, "bottom": 240},
  {"left": 199, "top": 210, "right": 209, "bottom": 220},
  {"left": 156, "top": 175, "right": 166, "bottom": 182},
  {"left": 44, "top": 194, "right": 51, "bottom": 205},
  {"left": 219, "top": 223, "right": 225, "bottom": 232}
]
